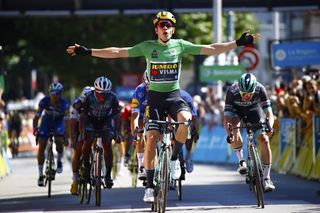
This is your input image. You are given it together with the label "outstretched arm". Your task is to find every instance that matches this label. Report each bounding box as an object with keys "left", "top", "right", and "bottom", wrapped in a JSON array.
[
  {"left": 200, "top": 32, "right": 260, "bottom": 55},
  {"left": 66, "top": 43, "right": 129, "bottom": 58}
]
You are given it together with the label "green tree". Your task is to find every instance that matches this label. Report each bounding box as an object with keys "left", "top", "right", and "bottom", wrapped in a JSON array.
[{"left": 0, "top": 12, "right": 258, "bottom": 100}]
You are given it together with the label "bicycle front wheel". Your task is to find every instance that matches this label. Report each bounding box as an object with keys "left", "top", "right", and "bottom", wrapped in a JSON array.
[
  {"left": 157, "top": 147, "right": 169, "bottom": 213},
  {"left": 251, "top": 146, "right": 265, "bottom": 208},
  {"left": 47, "top": 149, "right": 54, "bottom": 198},
  {"left": 95, "top": 151, "right": 102, "bottom": 206}
]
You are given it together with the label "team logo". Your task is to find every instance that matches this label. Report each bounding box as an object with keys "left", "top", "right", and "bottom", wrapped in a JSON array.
[
  {"left": 151, "top": 50, "right": 158, "bottom": 59},
  {"left": 151, "top": 70, "right": 158, "bottom": 75},
  {"left": 169, "top": 49, "right": 176, "bottom": 55}
]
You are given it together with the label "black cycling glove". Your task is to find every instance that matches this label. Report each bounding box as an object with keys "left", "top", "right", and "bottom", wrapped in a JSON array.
[
  {"left": 74, "top": 45, "right": 92, "bottom": 56},
  {"left": 236, "top": 31, "right": 254, "bottom": 46}
]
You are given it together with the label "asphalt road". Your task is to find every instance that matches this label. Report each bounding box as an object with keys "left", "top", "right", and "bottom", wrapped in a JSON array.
[{"left": 0, "top": 154, "right": 319, "bottom": 213}]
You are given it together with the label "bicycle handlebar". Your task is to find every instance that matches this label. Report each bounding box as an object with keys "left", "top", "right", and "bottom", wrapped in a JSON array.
[
  {"left": 226, "top": 118, "right": 274, "bottom": 144},
  {"left": 148, "top": 119, "right": 191, "bottom": 126}
]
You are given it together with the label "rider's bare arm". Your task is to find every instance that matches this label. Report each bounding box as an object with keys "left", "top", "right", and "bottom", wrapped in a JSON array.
[
  {"left": 91, "top": 47, "right": 129, "bottom": 58},
  {"left": 200, "top": 41, "right": 237, "bottom": 55},
  {"left": 130, "top": 112, "right": 139, "bottom": 136}
]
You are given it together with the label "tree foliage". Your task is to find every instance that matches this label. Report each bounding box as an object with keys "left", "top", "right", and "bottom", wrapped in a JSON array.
[{"left": 0, "top": 12, "right": 258, "bottom": 100}]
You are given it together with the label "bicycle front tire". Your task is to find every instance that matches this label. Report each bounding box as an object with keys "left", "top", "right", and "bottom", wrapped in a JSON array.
[
  {"left": 95, "top": 151, "right": 102, "bottom": 206},
  {"left": 157, "top": 147, "right": 169, "bottom": 213},
  {"left": 251, "top": 145, "right": 265, "bottom": 208},
  {"left": 47, "top": 149, "right": 54, "bottom": 198}
]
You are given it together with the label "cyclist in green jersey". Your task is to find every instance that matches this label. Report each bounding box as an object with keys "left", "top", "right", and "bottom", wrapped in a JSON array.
[{"left": 67, "top": 11, "right": 260, "bottom": 202}]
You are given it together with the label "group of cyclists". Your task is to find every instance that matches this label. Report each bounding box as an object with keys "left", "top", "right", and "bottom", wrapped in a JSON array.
[{"left": 33, "top": 10, "right": 275, "bottom": 204}]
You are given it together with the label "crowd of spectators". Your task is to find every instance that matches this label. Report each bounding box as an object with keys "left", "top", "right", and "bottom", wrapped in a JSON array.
[{"left": 192, "top": 69, "right": 320, "bottom": 132}]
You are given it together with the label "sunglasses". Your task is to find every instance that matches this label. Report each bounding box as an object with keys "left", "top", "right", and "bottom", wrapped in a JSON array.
[{"left": 157, "top": 21, "right": 173, "bottom": 29}]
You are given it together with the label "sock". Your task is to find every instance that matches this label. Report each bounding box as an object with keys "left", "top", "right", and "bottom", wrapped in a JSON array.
[
  {"left": 137, "top": 153, "right": 144, "bottom": 169},
  {"left": 105, "top": 166, "right": 112, "bottom": 178},
  {"left": 72, "top": 172, "right": 79, "bottom": 182},
  {"left": 171, "top": 141, "right": 184, "bottom": 161},
  {"left": 57, "top": 153, "right": 63, "bottom": 163},
  {"left": 263, "top": 164, "right": 271, "bottom": 180},
  {"left": 185, "top": 150, "right": 191, "bottom": 161},
  {"left": 38, "top": 165, "right": 44, "bottom": 176},
  {"left": 234, "top": 147, "right": 244, "bottom": 162},
  {"left": 146, "top": 169, "right": 155, "bottom": 188}
]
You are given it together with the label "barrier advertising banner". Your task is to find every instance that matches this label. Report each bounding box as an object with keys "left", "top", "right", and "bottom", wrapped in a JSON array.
[
  {"left": 271, "top": 41, "right": 320, "bottom": 68},
  {"left": 280, "top": 118, "right": 296, "bottom": 156},
  {"left": 313, "top": 115, "right": 320, "bottom": 162}
]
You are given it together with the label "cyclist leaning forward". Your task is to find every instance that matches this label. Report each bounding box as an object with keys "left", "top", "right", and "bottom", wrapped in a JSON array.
[
  {"left": 223, "top": 73, "right": 275, "bottom": 192},
  {"left": 67, "top": 10, "right": 260, "bottom": 202},
  {"left": 80, "top": 76, "right": 122, "bottom": 189}
]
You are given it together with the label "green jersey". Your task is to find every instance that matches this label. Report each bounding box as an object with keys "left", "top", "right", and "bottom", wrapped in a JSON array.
[{"left": 128, "top": 39, "right": 203, "bottom": 92}]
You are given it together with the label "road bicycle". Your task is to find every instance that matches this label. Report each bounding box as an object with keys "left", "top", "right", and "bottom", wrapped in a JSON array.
[
  {"left": 79, "top": 130, "right": 107, "bottom": 206},
  {"left": 227, "top": 119, "right": 273, "bottom": 209},
  {"left": 149, "top": 119, "right": 191, "bottom": 213},
  {"left": 44, "top": 131, "right": 57, "bottom": 198}
]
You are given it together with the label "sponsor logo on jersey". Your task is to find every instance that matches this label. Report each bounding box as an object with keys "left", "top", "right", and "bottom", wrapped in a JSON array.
[
  {"left": 149, "top": 62, "right": 179, "bottom": 82},
  {"left": 131, "top": 98, "right": 140, "bottom": 108}
]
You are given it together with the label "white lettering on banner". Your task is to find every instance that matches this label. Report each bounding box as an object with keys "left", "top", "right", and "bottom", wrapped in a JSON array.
[
  {"left": 288, "top": 49, "right": 317, "bottom": 56},
  {"left": 203, "top": 69, "right": 242, "bottom": 76},
  {"left": 208, "top": 135, "right": 225, "bottom": 149}
]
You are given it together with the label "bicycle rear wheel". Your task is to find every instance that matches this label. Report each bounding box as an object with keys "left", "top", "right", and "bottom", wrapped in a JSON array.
[
  {"left": 95, "top": 151, "right": 102, "bottom": 206},
  {"left": 251, "top": 146, "right": 265, "bottom": 208},
  {"left": 157, "top": 147, "right": 169, "bottom": 213}
]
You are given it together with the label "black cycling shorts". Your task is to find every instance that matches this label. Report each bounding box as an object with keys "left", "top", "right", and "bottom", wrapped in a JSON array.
[
  {"left": 232, "top": 105, "right": 265, "bottom": 133},
  {"left": 146, "top": 89, "right": 190, "bottom": 131},
  {"left": 84, "top": 121, "right": 114, "bottom": 144}
]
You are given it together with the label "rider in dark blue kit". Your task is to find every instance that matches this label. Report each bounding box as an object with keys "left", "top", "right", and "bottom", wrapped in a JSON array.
[
  {"left": 80, "top": 76, "right": 122, "bottom": 189},
  {"left": 33, "top": 82, "right": 70, "bottom": 186}
]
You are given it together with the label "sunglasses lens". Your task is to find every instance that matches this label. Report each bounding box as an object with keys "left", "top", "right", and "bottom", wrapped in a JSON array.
[{"left": 159, "top": 22, "right": 173, "bottom": 29}]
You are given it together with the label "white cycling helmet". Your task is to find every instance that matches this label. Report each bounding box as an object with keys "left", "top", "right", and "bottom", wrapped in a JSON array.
[
  {"left": 143, "top": 71, "right": 149, "bottom": 88},
  {"left": 49, "top": 82, "right": 63, "bottom": 95},
  {"left": 94, "top": 76, "right": 112, "bottom": 93},
  {"left": 80, "top": 86, "right": 94, "bottom": 102}
]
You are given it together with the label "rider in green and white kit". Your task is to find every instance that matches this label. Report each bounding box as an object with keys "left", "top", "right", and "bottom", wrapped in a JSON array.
[{"left": 67, "top": 11, "right": 260, "bottom": 202}]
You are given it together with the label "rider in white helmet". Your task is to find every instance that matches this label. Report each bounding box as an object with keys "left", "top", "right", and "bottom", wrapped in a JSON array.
[{"left": 80, "top": 76, "right": 121, "bottom": 189}]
